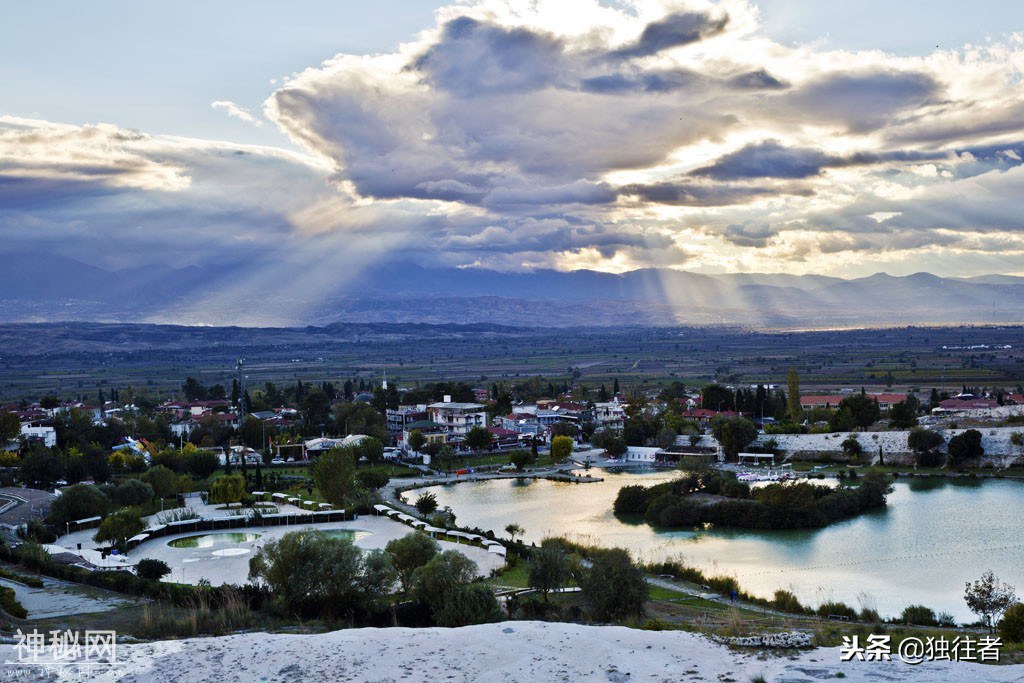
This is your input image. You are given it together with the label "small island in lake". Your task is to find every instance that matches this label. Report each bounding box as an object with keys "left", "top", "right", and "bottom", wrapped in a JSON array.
[{"left": 614, "top": 469, "right": 893, "bottom": 530}]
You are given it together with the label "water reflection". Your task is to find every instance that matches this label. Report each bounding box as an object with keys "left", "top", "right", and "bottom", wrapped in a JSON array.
[{"left": 417, "top": 470, "right": 1024, "bottom": 621}]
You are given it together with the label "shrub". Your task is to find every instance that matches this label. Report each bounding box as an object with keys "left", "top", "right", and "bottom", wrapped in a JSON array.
[
  {"left": 771, "top": 589, "right": 806, "bottom": 614},
  {"left": 0, "top": 586, "right": 27, "bottom": 618},
  {"left": 900, "top": 604, "right": 938, "bottom": 626},
  {"left": 817, "top": 601, "right": 857, "bottom": 620},
  {"left": 998, "top": 602, "right": 1024, "bottom": 643},
  {"left": 136, "top": 558, "right": 171, "bottom": 581},
  {"left": 433, "top": 584, "right": 502, "bottom": 627}
]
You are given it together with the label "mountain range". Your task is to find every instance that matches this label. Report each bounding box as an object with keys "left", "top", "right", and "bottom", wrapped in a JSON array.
[{"left": 2, "top": 253, "right": 1022, "bottom": 328}]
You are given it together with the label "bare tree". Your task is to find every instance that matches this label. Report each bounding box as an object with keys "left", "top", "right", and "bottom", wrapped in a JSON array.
[{"left": 965, "top": 570, "right": 1017, "bottom": 631}]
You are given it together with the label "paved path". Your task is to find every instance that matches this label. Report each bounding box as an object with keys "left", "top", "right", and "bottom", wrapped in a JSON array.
[{"left": 0, "top": 487, "right": 55, "bottom": 525}]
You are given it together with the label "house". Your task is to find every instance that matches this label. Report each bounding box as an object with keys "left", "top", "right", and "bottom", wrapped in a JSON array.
[
  {"left": 799, "top": 393, "right": 908, "bottom": 410},
  {"left": 20, "top": 425, "right": 57, "bottom": 448},
  {"left": 487, "top": 426, "right": 520, "bottom": 449},
  {"left": 386, "top": 404, "right": 429, "bottom": 435},
  {"left": 935, "top": 398, "right": 999, "bottom": 412},
  {"left": 679, "top": 408, "right": 743, "bottom": 426},
  {"left": 402, "top": 420, "right": 448, "bottom": 447},
  {"left": 427, "top": 396, "right": 487, "bottom": 442},
  {"left": 593, "top": 401, "right": 626, "bottom": 431},
  {"left": 169, "top": 412, "right": 240, "bottom": 438}
]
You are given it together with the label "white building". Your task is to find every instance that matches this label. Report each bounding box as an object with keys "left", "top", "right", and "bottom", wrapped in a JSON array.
[
  {"left": 427, "top": 396, "right": 488, "bottom": 441},
  {"left": 21, "top": 425, "right": 57, "bottom": 448}
]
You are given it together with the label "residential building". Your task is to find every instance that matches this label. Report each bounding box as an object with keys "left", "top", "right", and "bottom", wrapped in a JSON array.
[{"left": 427, "top": 396, "right": 488, "bottom": 441}]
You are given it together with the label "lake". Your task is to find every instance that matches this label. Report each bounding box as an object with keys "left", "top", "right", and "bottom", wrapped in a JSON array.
[{"left": 410, "top": 470, "right": 1024, "bottom": 621}]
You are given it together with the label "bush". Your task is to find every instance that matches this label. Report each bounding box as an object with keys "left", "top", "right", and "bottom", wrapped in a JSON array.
[
  {"left": 433, "top": 583, "right": 502, "bottom": 627},
  {"left": 900, "top": 604, "right": 938, "bottom": 626},
  {"left": 771, "top": 589, "right": 806, "bottom": 614},
  {"left": 385, "top": 532, "right": 440, "bottom": 593},
  {"left": 136, "top": 558, "right": 171, "bottom": 581},
  {"left": 817, "top": 601, "right": 857, "bottom": 620},
  {"left": 998, "top": 603, "right": 1024, "bottom": 643},
  {"left": 550, "top": 435, "right": 574, "bottom": 461},
  {"left": 948, "top": 429, "right": 984, "bottom": 468},
  {"left": 0, "top": 586, "right": 27, "bottom": 618}
]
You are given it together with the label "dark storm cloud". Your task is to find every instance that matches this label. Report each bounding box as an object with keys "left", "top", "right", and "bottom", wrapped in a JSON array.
[
  {"left": 787, "top": 70, "right": 940, "bottom": 132},
  {"left": 412, "top": 16, "right": 567, "bottom": 96},
  {"left": 611, "top": 11, "right": 729, "bottom": 59}
]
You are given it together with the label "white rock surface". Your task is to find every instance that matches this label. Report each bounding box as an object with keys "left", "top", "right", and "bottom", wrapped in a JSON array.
[{"left": 1, "top": 621, "right": 1020, "bottom": 682}]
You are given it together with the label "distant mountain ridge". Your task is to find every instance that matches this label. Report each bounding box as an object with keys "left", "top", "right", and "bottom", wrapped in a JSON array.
[{"left": 0, "top": 253, "right": 1021, "bottom": 327}]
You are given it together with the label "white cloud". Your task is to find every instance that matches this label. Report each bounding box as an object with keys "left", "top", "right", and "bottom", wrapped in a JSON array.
[{"left": 211, "top": 100, "right": 263, "bottom": 126}]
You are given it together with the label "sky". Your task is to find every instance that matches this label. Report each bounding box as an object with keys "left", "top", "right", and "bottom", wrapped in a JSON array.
[{"left": 3, "top": 0, "right": 1024, "bottom": 283}]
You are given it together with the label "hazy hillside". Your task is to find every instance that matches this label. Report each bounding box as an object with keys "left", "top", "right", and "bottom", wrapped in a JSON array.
[{"left": 1, "top": 254, "right": 1021, "bottom": 327}]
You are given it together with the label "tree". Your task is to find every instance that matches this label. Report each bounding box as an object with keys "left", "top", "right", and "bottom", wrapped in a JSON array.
[
  {"left": 136, "top": 558, "right": 171, "bottom": 581},
  {"left": 999, "top": 602, "right": 1024, "bottom": 643},
  {"left": 385, "top": 532, "right": 440, "bottom": 593},
  {"left": 965, "top": 571, "right": 1017, "bottom": 631},
  {"left": 356, "top": 470, "right": 389, "bottom": 491},
  {"left": 312, "top": 447, "right": 361, "bottom": 508},
  {"left": 889, "top": 400, "right": 918, "bottom": 429},
  {"left": 0, "top": 411, "right": 20, "bottom": 445},
  {"left": 550, "top": 435, "right": 574, "bottom": 462},
  {"left": 433, "top": 584, "right": 502, "bottom": 627},
  {"left": 209, "top": 474, "right": 246, "bottom": 504},
  {"left": 48, "top": 483, "right": 111, "bottom": 526},
  {"left": 655, "top": 427, "right": 677, "bottom": 450},
  {"left": 510, "top": 450, "right": 533, "bottom": 472},
  {"left": 701, "top": 384, "right": 734, "bottom": 412},
  {"left": 332, "top": 402, "right": 389, "bottom": 442},
  {"left": 411, "top": 550, "right": 479, "bottom": 612},
  {"left": 948, "top": 429, "right": 984, "bottom": 468},
  {"left": 110, "top": 479, "right": 154, "bottom": 506},
  {"left": 836, "top": 394, "right": 881, "bottom": 429},
  {"left": 94, "top": 508, "right": 146, "bottom": 550},
  {"left": 357, "top": 437, "right": 385, "bottom": 465},
  {"left": 908, "top": 427, "right": 945, "bottom": 466},
  {"left": 710, "top": 416, "right": 758, "bottom": 461},
  {"left": 407, "top": 429, "right": 426, "bottom": 453},
  {"left": 528, "top": 543, "right": 570, "bottom": 601},
  {"left": 19, "top": 449, "right": 63, "bottom": 489},
  {"left": 181, "top": 377, "right": 207, "bottom": 401},
  {"left": 504, "top": 523, "right": 524, "bottom": 543},
  {"left": 141, "top": 465, "right": 179, "bottom": 499},
  {"left": 580, "top": 547, "right": 647, "bottom": 621},
  {"left": 248, "top": 530, "right": 394, "bottom": 619},
  {"left": 786, "top": 368, "right": 803, "bottom": 423},
  {"left": 188, "top": 451, "right": 220, "bottom": 479},
  {"left": 464, "top": 426, "right": 493, "bottom": 454},
  {"left": 841, "top": 435, "right": 863, "bottom": 460},
  {"left": 415, "top": 491, "right": 439, "bottom": 515}
]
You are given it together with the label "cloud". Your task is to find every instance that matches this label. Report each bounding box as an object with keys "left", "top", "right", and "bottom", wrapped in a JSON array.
[
  {"left": 610, "top": 10, "right": 730, "bottom": 59},
  {"left": 6, "top": 0, "right": 1024, "bottom": 295},
  {"left": 211, "top": 100, "right": 263, "bottom": 126}
]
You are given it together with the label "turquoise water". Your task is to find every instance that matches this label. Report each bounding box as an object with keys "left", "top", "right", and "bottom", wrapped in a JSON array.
[
  {"left": 167, "top": 532, "right": 261, "bottom": 548},
  {"left": 416, "top": 470, "right": 1024, "bottom": 621}
]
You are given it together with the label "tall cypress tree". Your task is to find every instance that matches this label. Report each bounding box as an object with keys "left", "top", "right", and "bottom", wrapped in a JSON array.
[{"left": 787, "top": 368, "right": 803, "bottom": 423}]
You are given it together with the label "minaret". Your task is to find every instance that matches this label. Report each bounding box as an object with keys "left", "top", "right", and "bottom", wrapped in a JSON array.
[{"left": 382, "top": 368, "right": 388, "bottom": 391}]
